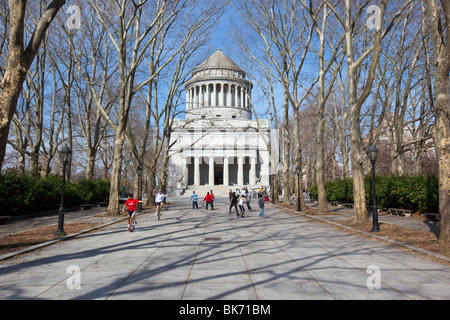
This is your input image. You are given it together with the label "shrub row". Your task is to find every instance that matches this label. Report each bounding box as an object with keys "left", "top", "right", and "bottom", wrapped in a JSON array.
[
  {"left": 309, "top": 174, "right": 438, "bottom": 213},
  {"left": 0, "top": 172, "right": 110, "bottom": 216}
]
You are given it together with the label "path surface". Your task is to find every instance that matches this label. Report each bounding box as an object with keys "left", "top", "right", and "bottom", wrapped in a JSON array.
[{"left": 0, "top": 198, "right": 449, "bottom": 300}]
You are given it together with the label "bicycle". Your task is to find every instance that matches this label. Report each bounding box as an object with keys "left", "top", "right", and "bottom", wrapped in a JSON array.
[{"left": 129, "top": 215, "right": 136, "bottom": 232}]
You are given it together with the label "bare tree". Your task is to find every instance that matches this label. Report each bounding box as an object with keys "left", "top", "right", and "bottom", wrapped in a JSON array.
[
  {"left": 121, "top": 1, "right": 229, "bottom": 205},
  {"left": 308, "top": 1, "right": 345, "bottom": 213},
  {"left": 233, "top": 0, "right": 317, "bottom": 206},
  {"left": 324, "top": 0, "right": 414, "bottom": 222},
  {"left": 61, "top": 4, "right": 118, "bottom": 180},
  {"left": 0, "top": 0, "right": 66, "bottom": 171},
  {"left": 74, "top": 0, "right": 229, "bottom": 215},
  {"left": 72, "top": 0, "right": 186, "bottom": 215}
]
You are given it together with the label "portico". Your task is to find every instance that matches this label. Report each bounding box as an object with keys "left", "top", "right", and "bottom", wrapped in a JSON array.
[{"left": 182, "top": 154, "right": 258, "bottom": 187}]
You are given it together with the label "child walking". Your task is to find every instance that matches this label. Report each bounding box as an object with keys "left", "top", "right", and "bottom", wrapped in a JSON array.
[
  {"left": 258, "top": 193, "right": 265, "bottom": 218},
  {"left": 190, "top": 191, "right": 199, "bottom": 209}
]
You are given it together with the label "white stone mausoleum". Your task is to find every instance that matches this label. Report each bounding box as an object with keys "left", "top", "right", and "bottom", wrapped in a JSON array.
[{"left": 168, "top": 49, "right": 271, "bottom": 194}]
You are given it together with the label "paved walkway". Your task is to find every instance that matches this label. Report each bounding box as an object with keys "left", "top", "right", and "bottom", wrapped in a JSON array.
[{"left": 0, "top": 197, "right": 449, "bottom": 300}]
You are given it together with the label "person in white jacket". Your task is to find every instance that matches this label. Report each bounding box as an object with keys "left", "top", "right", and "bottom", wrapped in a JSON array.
[
  {"left": 153, "top": 189, "right": 168, "bottom": 216},
  {"left": 238, "top": 195, "right": 246, "bottom": 217}
]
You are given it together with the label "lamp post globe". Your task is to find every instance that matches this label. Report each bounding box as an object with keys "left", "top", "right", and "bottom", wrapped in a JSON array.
[{"left": 367, "top": 144, "right": 379, "bottom": 163}]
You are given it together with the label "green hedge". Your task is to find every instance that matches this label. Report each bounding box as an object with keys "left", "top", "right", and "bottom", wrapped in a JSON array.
[
  {"left": 0, "top": 172, "right": 110, "bottom": 216},
  {"left": 309, "top": 174, "right": 438, "bottom": 212}
]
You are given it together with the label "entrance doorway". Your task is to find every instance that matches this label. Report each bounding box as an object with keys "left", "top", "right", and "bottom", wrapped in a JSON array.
[{"left": 214, "top": 166, "right": 223, "bottom": 185}]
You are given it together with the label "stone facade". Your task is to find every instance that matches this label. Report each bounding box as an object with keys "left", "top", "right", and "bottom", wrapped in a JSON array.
[{"left": 168, "top": 49, "right": 270, "bottom": 193}]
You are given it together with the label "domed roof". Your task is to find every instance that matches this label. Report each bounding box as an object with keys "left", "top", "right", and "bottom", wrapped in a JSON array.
[{"left": 194, "top": 49, "right": 244, "bottom": 73}]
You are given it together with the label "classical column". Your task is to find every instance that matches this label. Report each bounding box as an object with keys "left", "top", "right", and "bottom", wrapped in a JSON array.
[
  {"left": 223, "top": 157, "right": 229, "bottom": 186},
  {"left": 219, "top": 83, "right": 224, "bottom": 106},
  {"left": 207, "top": 84, "right": 211, "bottom": 106},
  {"left": 202, "top": 85, "right": 206, "bottom": 107},
  {"left": 209, "top": 157, "right": 214, "bottom": 186},
  {"left": 223, "top": 84, "right": 227, "bottom": 106},
  {"left": 196, "top": 86, "right": 200, "bottom": 108},
  {"left": 237, "top": 156, "right": 244, "bottom": 186},
  {"left": 250, "top": 156, "right": 256, "bottom": 185},
  {"left": 231, "top": 85, "right": 235, "bottom": 107},
  {"left": 186, "top": 90, "right": 189, "bottom": 110},
  {"left": 240, "top": 86, "right": 244, "bottom": 108},
  {"left": 212, "top": 83, "right": 216, "bottom": 107},
  {"left": 187, "top": 88, "right": 191, "bottom": 110},
  {"left": 182, "top": 157, "right": 187, "bottom": 186},
  {"left": 192, "top": 86, "right": 197, "bottom": 108},
  {"left": 194, "top": 156, "right": 200, "bottom": 185}
]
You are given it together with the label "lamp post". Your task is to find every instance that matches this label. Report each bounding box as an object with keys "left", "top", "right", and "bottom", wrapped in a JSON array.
[
  {"left": 55, "top": 144, "right": 72, "bottom": 236},
  {"left": 295, "top": 165, "right": 301, "bottom": 212},
  {"left": 163, "top": 171, "right": 168, "bottom": 204},
  {"left": 136, "top": 165, "right": 142, "bottom": 212},
  {"left": 367, "top": 144, "right": 379, "bottom": 232}
]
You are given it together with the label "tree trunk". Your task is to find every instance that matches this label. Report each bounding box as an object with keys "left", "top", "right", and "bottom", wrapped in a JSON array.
[
  {"left": 0, "top": 68, "right": 27, "bottom": 171},
  {"left": 107, "top": 132, "right": 125, "bottom": 216},
  {"left": 344, "top": 0, "right": 386, "bottom": 223},
  {"left": 316, "top": 9, "right": 328, "bottom": 214},
  {"left": 147, "top": 162, "right": 158, "bottom": 206},
  {"left": 282, "top": 94, "right": 291, "bottom": 205},
  {"left": 86, "top": 151, "right": 96, "bottom": 180},
  {"left": 426, "top": 0, "right": 450, "bottom": 242},
  {"left": 434, "top": 88, "right": 450, "bottom": 242},
  {"left": 348, "top": 93, "right": 368, "bottom": 223}
]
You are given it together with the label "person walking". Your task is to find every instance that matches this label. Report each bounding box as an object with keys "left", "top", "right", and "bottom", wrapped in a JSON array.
[
  {"left": 210, "top": 190, "right": 215, "bottom": 210},
  {"left": 229, "top": 192, "right": 239, "bottom": 216},
  {"left": 245, "top": 188, "right": 252, "bottom": 211},
  {"left": 203, "top": 192, "right": 213, "bottom": 210},
  {"left": 190, "top": 191, "right": 199, "bottom": 209},
  {"left": 238, "top": 195, "right": 246, "bottom": 217},
  {"left": 258, "top": 193, "right": 265, "bottom": 218}
]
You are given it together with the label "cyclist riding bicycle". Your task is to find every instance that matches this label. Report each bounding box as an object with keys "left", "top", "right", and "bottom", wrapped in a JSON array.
[
  {"left": 122, "top": 193, "right": 145, "bottom": 231},
  {"left": 153, "top": 189, "right": 168, "bottom": 217}
]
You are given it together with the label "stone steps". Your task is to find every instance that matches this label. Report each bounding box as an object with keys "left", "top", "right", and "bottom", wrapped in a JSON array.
[{"left": 181, "top": 185, "right": 232, "bottom": 197}]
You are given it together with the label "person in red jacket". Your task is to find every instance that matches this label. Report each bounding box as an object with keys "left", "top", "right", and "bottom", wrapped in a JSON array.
[
  {"left": 122, "top": 193, "right": 145, "bottom": 231},
  {"left": 203, "top": 192, "right": 213, "bottom": 210},
  {"left": 210, "top": 190, "right": 215, "bottom": 210}
]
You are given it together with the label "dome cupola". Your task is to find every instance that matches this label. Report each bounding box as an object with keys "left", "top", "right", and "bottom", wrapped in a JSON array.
[{"left": 185, "top": 49, "right": 253, "bottom": 120}]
